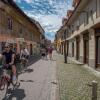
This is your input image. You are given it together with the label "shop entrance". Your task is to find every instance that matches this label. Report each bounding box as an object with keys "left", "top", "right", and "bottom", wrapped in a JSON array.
[
  {"left": 72, "top": 42, "right": 74, "bottom": 57},
  {"left": 83, "top": 33, "right": 89, "bottom": 64},
  {"left": 96, "top": 30, "right": 100, "bottom": 68},
  {"left": 76, "top": 36, "right": 80, "bottom": 60}
]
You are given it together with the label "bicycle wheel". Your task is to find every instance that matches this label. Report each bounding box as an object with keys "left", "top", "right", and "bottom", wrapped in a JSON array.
[{"left": 0, "top": 77, "right": 8, "bottom": 98}]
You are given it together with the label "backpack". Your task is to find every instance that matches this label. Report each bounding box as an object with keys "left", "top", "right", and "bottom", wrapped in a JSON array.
[{"left": 15, "top": 53, "right": 21, "bottom": 63}]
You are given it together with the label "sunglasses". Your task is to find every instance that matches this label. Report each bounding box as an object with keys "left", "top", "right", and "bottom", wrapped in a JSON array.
[{"left": 5, "top": 46, "right": 10, "bottom": 48}]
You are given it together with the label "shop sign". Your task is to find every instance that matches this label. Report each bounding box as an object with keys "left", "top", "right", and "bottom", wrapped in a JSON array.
[
  {"left": 6, "top": 39, "right": 16, "bottom": 43},
  {"left": 16, "top": 38, "right": 25, "bottom": 42}
]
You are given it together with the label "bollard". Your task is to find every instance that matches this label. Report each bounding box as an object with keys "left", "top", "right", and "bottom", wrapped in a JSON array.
[{"left": 92, "top": 81, "right": 98, "bottom": 100}]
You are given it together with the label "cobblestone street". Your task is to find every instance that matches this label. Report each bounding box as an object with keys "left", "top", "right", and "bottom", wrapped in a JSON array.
[{"left": 57, "top": 54, "right": 100, "bottom": 100}]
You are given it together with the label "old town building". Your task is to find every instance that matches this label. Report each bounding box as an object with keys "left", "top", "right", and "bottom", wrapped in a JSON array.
[
  {"left": 55, "top": 26, "right": 64, "bottom": 54},
  {"left": 56, "top": 0, "right": 100, "bottom": 69},
  {"left": 0, "top": 0, "right": 45, "bottom": 55}
]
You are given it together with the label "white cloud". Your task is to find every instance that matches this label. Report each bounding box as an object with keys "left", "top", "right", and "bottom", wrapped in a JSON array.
[
  {"left": 14, "top": 0, "right": 32, "bottom": 3},
  {"left": 16, "top": 0, "right": 73, "bottom": 41},
  {"left": 24, "top": 0, "right": 32, "bottom": 3},
  {"left": 26, "top": 13, "right": 62, "bottom": 34},
  {"left": 14, "top": 0, "right": 21, "bottom": 3}
]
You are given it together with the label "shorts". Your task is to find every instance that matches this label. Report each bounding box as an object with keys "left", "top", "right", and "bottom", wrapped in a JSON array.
[
  {"left": 42, "top": 53, "right": 45, "bottom": 57},
  {"left": 26, "top": 55, "right": 29, "bottom": 59},
  {"left": 3, "top": 64, "right": 12, "bottom": 70}
]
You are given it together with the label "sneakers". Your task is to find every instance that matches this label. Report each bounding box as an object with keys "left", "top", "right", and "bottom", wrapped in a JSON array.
[{"left": 12, "top": 75, "right": 17, "bottom": 85}]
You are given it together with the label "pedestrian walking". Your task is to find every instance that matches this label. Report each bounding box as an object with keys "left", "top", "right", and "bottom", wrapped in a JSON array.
[
  {"left": 24, "top": 47, "right": 30, "bottom": 62},
  {"left": 20, "top": 47, "right": 30, "bottom": 63},
  {"left": 45, "top": 47, "right": 48, "bottom": 59},
  {"left": 48, "top": 46, "right": 53, "bottom": 60},
  {"left": 41, "top": 48, "right": 46, "bottom": 59}
]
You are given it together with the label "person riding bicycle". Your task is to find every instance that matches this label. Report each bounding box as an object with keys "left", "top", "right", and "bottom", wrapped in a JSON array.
[
  {"left": 2, "top": 43, "right": 17, "bottom": 84},
  {"left": 20, "top": 47, "right": 29, "bottom": 63}
]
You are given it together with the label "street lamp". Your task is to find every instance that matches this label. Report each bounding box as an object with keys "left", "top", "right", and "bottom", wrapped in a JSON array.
[{"left": 64, "top": 29, "right": 67, "bottom": 63}]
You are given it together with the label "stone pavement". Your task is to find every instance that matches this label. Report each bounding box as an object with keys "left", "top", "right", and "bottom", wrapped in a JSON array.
[
  {"left": 57, "top": 54, "right": 100, "bottom": 100},
  {"left": 0, "top": 52, "right": 58, "bottom": 100}
]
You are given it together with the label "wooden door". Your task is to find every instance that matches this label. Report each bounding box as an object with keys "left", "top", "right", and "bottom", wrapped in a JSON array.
[
  {"left": 96, "top": 36, "right": 100, "bottom": 67},
  {"left": 84, "top": 33, "right": 89, "bottom": 64},
  {"left": 84, "top": 40, "right": 89, "bottom": 64},
  {"left": 72, "top": 42, "right": 74, "bottom": 57},
  {"left": 76, "top": 37, "right": 80, "bottom": 60}
]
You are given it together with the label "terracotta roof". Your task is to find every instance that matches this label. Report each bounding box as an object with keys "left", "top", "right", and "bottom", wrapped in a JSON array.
[
  {"left": 65, "top": 0, "right": 81, "bottom": 26},
  {"left": 72, "top": 0, "right": 80, "bottom": 7}
]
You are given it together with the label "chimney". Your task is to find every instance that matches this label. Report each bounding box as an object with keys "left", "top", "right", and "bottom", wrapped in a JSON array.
[
  {"left": 72, "top": 0, "right": 80, "bottom": 8},
  {"left": 67, "top": 10, "right": 73, "bottom": 18},
  {"left": 62, "top": 17, "right": 67, "bottom": 26}
]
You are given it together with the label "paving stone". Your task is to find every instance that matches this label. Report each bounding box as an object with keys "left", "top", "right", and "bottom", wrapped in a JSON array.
[{"left": 57, "top": 54, "right": 100, "bottom": 100}]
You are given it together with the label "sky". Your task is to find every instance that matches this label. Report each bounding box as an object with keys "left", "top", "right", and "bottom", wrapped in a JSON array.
[{"left": 14, "top": 0, "right": 73, "bottom": 41}]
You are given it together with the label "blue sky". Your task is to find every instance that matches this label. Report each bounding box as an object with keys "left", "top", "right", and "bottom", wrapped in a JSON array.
[{"left": 14, "top": 0, "right": 72, "bottom": 41}]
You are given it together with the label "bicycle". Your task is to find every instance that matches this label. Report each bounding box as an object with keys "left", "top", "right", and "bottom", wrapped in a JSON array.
[
  {"left": 0, "top": 65, "right": 20, "bottom": 98},
  {"left": 20, "top": 57, "right": 28, "bottom": 71}
]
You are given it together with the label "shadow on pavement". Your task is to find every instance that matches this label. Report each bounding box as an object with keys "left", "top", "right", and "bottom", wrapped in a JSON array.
[
  {"left": 3, "top": 88, "right": 26, "bottom": 100},
  {"left": 51, "top": 59, "right": 56, "bottom": 61},
  {"left": 18, "top": 68, "right": 34, "bottom": 75},
  {"left": 20, "top": 79, "right": 34, "bottom": 83},
  {"left": 24, "top": 68, "right": 34, "bottom": 73},
  {"left": 41, "top": 58, "right": 56, "bottom": 61},
  {"left": 27, "top": 55, "right": 41, "bottom": 66}
]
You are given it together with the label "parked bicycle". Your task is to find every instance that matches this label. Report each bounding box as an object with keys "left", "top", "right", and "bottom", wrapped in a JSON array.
[{"left": 0, "top": 65, "right": 20, "bottom": 98}]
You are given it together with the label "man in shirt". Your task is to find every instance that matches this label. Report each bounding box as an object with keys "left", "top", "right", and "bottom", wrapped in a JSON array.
[{"left": 2, "top": 43, "right": 17, "bottom": 84}]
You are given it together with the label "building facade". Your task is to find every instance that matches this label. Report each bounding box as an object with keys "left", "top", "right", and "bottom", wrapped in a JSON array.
[
  {"left": 55, "top": 26, "right": 65, "bottom": 54},
  {"left": 56, "top": 0, "right": 100, "bottom": 69},
  {"left": 0, "top": 0, "right": 44, "bottom": 55}
]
